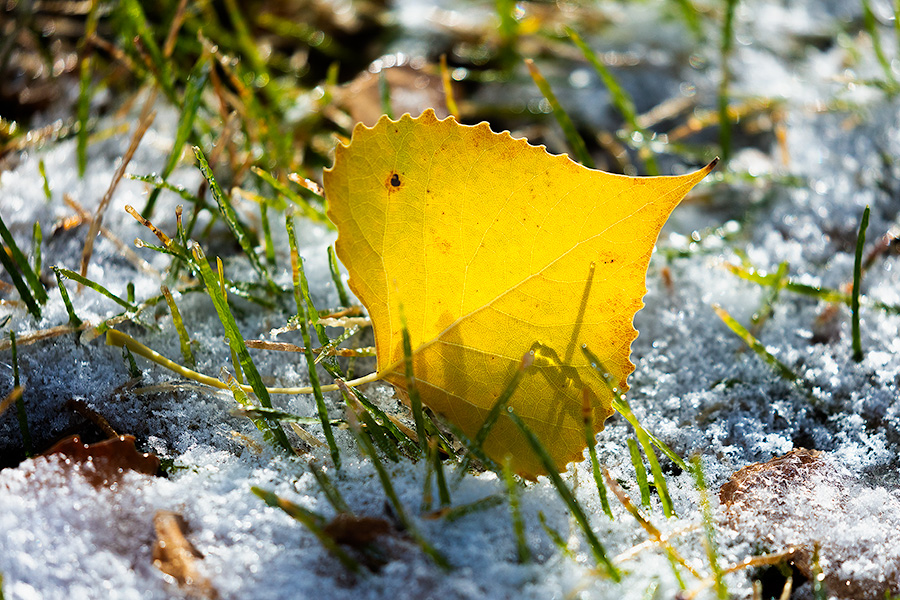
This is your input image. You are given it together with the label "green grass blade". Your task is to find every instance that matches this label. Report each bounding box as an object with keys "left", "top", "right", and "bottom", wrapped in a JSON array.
[
  {"left": 55, "top": 267, "right": 137, "bottom": 312},
  {"left": 725, "top": 261, "right": 900, "bottom": 314},
  {"left": 895, "top": 0, "right": 900, "bottom": 59},
  {"left": 495, "top": 0, "right": 520, "bottom": 68},
  {"left": 0, "top": 250, "right": 41, "bottom": 319},
  {"left": 286, "top": 214, "right": 341, "bottom": 467},
  {"left": 117, "top": 0, "right": 176, "bottom": 101},
  {"left": 506, "top": 409, "right": 620, "bottom": 580},
  {"left": 220, "top": 265, "right": 244, "bottom": 385},
  {"left": 0, "top": 209, "right": 47, "bottom": 305},
  {"left": 128, "top": 173, "right": 201, "bottom": 205},
  {"left": 122, "top": 344, "right": 142, "bottom": 378},
  {"left": 10, "top": 333, "right": 32, "bottom": 456},
  {"left": 713, "top": 304, "right": 815, "bottom": 401},
  {"left": 328, "top": 246, "right": 351, "bottom": 307},
  {"left": 400, "top": 310, "right": 427, "bottom": 457},
  {"left": 439, "top": 54, "right": 460, "bottom": 119},
  {"left": 255, "top": 14, "right": 344, "bottom": 59},
  {"left": 566, "top": 27, "right": 659, "bottom": 175},
  {"left": 628, "top": 437, "right": 651, "bottom": 509},
  {"left": 251, "top": 487, "right": 362, "bottom": 574},
  {"left": 691, "top": 455, "right": 727, "bottom": 599},
  {"left": 525, "top": 58, "right": 594, "bottom": 168},
  {"left": 421, "top": 445, "right": 435, "bottom": 511},
  {"left": 457, "top": 352, "right": 531, "bottom": 475},
  {"left": 38, "top": 159, "right": 51, "bottom": 200},
  {"left": 143, "top": 58, "right": 209, "bottom": 217},
  {"left": 232, "top": 405, "right": 338, "bottom": 425},
  {"left": 193, "top": 147, "right": 277, "bottom": 292},
  {"left": 346, "top": 398, "right": 450, "bottom": 570},
  {"left": 502, "top": 457, "right": 530, "bottom": 563},
  {"left": 583, "top": 393, "right": 613, "bottom": 519},
  {"left": 619, "top": 399, "right": 688, "bottom": 472},
  {"left": 718, "top": 0, "right": 738, "bottom": 162},
  {"left": 333, "top": 374, "right": 418, "bottom": 456},
  {"left": 811, "top": 543, "right": 827, "bottom": 600},
  {"left": 75, "top": 0, "right": 101, "bottom": 178},
  {"left": 604, "top": 467, "right": 690, "bottom": 587},
  {"left": 750, "top": 261, "right": 788, "bottom": 330},
  {"left": 53, "top": 268, "right": 82, "bottom": 327},
  {"left": 433, "top": 494, "right": 504, "bottom": 522},
  {"left": 0, "top": 253, "right": 41, "bottom": 321},
  {"left": 161, "top": 285, "right": 195, "bottom": 367},
  {"left": 75, "top": 51, "right": 92, "bottom": 177},
  {"left": 379, "top": 69, "right": 394, "bottom": 119},
  {"left": 337, "top": 381, "right": 399, "bottom": 462},
  {"left": 672, "top": 0, "right": 704, "bottom": 41},
  {"left": 224, "top": 369, "right": 284, "bottom": 448},
  {"left": 189, "top": 242, "right": 292, "bottom": 451},
  {"left": 307, "top": 463, "right": 351, "bottom": 514},
  {"left": 260, "top": 202, "right": 275, "bottom": 268},
  {"left": 862, "top": 0, "right": 899, "bottom": 92},
  {"left": 446, "top": 418, "right": 500, "bottom": 475},
  {"left": 253, "top": 167, "right": 330, "bottom": 227},
  {"left": 432, "top": 438, "right": 451, "bottom": 507},
  {"left": 635, "top": 426, "right": 675, "bottom": 518},
  {"left": 538, "top": 512, "right": 575, "bottom": 559},
  {"left": 222, "top": 0, "right": 272, "bottom": 89},
  {"left": 31, "top": 222, "right": 41, "bottom": 278},
  {"left": 852, "top": 205, "right": 870, "bottom": 362},
  {"left": 290, "top": 218, "right": 330, "bottom": 349},
  {"left": 582, "top": 345, "right": 689, "bottom": 472}
]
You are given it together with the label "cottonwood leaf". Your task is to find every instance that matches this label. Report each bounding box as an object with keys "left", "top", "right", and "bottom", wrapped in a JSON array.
[{"left": 324, "top": 109, "right": 714, "bottom": 477}]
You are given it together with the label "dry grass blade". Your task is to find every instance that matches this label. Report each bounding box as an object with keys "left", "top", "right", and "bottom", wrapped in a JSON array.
[
  {"left": 245, "top": 339, "right": 375, "bottom": 358},
  {"left": 681, "top": 549, "right": 797, "bottom": 600},
  {"left": 0, "top": 386, "right": 24, "bottom": 418},
  {"left": 0, "top": 323, "right": 91, "bottom": 351},
  {"left": 603, "top": 467, "right": 702, "bottom": 581},
  {"left": 79, "top": 104, "right": 156, "bottom": 282},
  {"left": 65, "top": 195, "right": 161, "bottom": 278},
  {"left": 105, "top": 328, "right": 380, "bottom": 395}
]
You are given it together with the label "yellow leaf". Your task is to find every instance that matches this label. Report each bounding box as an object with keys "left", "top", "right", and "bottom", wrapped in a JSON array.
[{"left": 324, "top": 109, "right": 714, "bottom": 477}]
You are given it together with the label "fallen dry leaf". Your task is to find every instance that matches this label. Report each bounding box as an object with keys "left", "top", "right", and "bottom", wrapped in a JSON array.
[
  {"left": 325, "top": 109, "right": 714, "bottom": 476},
  {"left": 721, "top": 448, "right": 900, "bottom": 599},
  {"left": 152, "top": 510, "right": 219, "bottom": 599},
  {"left": 41, "top": 434, "right": 160, "bottom": 487},
  {"left": 323, "top": 512, "right": 392, "bottom": 547}
]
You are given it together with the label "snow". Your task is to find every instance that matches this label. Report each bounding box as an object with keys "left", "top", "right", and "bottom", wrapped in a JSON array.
[{"left": 3, "top": 0, "right": 900, "bottom": 598}]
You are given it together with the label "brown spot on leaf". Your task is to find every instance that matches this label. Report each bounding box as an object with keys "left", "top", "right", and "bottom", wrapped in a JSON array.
[{"left": 386, "top": 172, "right": 403, "bottom": 191}]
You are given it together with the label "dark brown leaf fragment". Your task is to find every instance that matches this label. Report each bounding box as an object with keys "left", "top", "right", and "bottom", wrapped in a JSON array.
[{"left": 41, "top": 434, "right": 160, "bottom": 487}]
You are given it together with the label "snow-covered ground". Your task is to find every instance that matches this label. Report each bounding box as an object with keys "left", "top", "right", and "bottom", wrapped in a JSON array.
[{"left": 3, "top": 0, "right": 900, "bottom": 598}]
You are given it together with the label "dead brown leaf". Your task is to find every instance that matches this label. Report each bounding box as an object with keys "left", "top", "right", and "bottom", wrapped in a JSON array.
[{"left": 152, "top": 511, "right": 219, "bottom": 600}]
